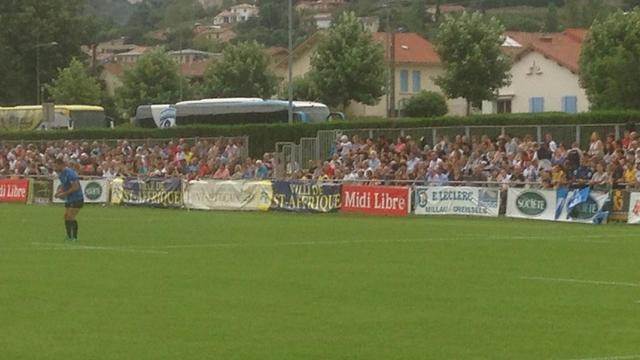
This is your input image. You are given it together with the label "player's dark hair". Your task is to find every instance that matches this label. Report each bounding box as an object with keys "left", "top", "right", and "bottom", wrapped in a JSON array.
[{"left": 54, "top": 158, "right": 65, "bottom": 166}]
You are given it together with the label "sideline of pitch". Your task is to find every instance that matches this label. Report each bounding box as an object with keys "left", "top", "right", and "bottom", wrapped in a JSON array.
[
  {"left": 31, "top": 242, "right": 168, "bottom": 255},
  {"left": 520, "top": 276, "right": 640, "bottom": 288}
]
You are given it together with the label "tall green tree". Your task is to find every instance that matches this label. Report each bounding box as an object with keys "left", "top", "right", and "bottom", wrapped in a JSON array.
[
  {"left": 310, "top": 12, "right": 385, "bottom": 110},
  {"left": 0, "top": 0, "right": 89, "bottom": 105},
  {"left": 580, "top": 9, "right": 640, "bottom": 110},
  {"left": 202, "top": 41, "right": 278, "bottom": 98},
  {"left": 115, "top": 49, "right": 186, "bottom": 117},
  {"left": 545, "top": 2, "right": 560, "bottom": 32},
  {"left": 434, "top": 12, "right": 511, "bottom": 115},
  {"left": 47, "top": 59, "right": 102, "bottom": 105}
]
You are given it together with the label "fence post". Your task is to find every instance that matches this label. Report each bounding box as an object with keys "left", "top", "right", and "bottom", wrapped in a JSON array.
[
  {"left": 465, "top": 126, "right": 470, "bottom": 138},
  {"left": 500, "top": 127, "right": 505, "bottom": 137},
  {"left": 615, "top": 124, "right": 621, "bottom": 140},
  {"left": 536, "top": 126, "right": 542, "bottom": 143},
  {"left": 432, "top": 128, "right": 437, "bottom": 146},
  {"left": 400, "top": 128, "right": 405, "bottom": 137},
  {"left": 576, "top": 125, "right": 581, "bottom": 146},
  {"left": 368, "top": 129, "right": 373, "bottom": 139}
]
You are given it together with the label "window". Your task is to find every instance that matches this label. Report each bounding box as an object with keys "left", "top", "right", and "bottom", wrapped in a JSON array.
[
  {"left": 497, "top": 99, "right": 512, "bottom": 114},
  {"left": 529, "top": 97, "right": 544, "bottom": 113},
  {"left": 412, "top": 70, "right": 421, "bottom": 93},
  {"left": 562, "top": 96, "right": 577, "bottom": 113},
  {"left": 400, "top": 70, "right": 409, "bottom": 93}
]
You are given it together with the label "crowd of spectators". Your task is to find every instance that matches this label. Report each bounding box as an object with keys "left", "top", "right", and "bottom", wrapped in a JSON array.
[{"left": 2, "top": 129, "right": 640, "bottom": 190}]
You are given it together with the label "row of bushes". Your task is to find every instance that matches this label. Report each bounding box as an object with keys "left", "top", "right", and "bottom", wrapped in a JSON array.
[{"left": 1, "top": 111, "right": 638, "bottom": 157}]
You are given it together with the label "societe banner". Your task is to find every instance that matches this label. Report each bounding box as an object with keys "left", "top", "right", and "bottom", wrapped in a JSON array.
[
  {"left": 53, "top": 179, "right": 109, "bottom": 203},
  {"left": 122, "top": 177, "right": 182, "bottom": 208},
  {"left": 414, "top": 186, "right": 500, "bottom": 217},
  {"left": 183, "top": 180, "right": 273, "bottom": 211},
  {"left": 0, "top": 179, "right": 29, "bottom": 203},
  {"left": 506, "top": 188, "right": 557, "bottom": 221},
  {"left": 341, "top": 184, "right": 410, "bottom": 216},
  {"left": 271, "top": 181, "right": 341, "bottom": 212}
]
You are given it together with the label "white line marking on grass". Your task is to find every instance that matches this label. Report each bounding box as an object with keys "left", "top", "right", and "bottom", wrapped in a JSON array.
[
  {"left": 32, "top": 242, "right": 168, "bottom": 255},
  {"left": 520, "top": 276, "right": 640, "bottom": 288},
  {"left": 564, "top": 354, "right": 640, "bottom": 360}
]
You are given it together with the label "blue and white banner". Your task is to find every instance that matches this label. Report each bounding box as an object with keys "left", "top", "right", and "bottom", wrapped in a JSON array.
[
  {"left": 508, "top": 187, "right": 609, "bottom": 224},
  {"left": 53, "top": 179, "right": 109, "bottom": 203},
  {"left": 271, "top": 181, "right": 341, "bottom": 213},
  {"left": 414, "top": 186, "right": 500, "bottom": 217}
]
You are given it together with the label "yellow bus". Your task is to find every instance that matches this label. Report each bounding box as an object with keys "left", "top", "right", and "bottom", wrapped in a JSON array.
[{"left": 0, "top": 105, "right": 107, "bottom": 131}]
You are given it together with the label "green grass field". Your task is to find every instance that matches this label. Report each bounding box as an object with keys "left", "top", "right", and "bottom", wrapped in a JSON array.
[{"left": 0, "top": 204, "right": 638, "bottom": 360}]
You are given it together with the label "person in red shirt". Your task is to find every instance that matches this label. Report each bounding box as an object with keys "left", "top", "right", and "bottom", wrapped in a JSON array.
[{"left": 197, "top": 159, "right": 211, "bottom": 178}]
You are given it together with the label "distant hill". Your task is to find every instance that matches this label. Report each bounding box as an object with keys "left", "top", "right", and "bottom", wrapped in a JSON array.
[{"left": 86, "top": 0, "right": 135, "bottom": 25}]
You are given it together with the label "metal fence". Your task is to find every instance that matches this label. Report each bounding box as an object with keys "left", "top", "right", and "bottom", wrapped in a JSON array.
[{"left": 275, "top": 123, "right": 628, "bottom": 176}]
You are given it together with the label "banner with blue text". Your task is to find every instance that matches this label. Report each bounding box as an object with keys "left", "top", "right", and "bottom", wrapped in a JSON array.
[
  {"left": 271, "top": 181, "right": 341, "bottom": 213},
  {"left": 122, "top": 177, "right": 182, "bottom": 208},
  {"left": 414, "top": 186, "right": 500, "bottom": 217}
]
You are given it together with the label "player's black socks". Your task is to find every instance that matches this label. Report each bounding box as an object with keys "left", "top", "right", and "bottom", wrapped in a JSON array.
[
  {"left": 71, "top": 220, "right": 78, "bottom": 239},
  {"left": 65, "top": 220, "right": 72, "bottom": 239}
]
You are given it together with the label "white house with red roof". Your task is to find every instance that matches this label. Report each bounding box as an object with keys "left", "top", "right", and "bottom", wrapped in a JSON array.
[
  {"left": 273, "top": 31, "right": 467, "bottom": 117},
  {"left": 482, "top": 29, "right": 589, "bottom": 114}
]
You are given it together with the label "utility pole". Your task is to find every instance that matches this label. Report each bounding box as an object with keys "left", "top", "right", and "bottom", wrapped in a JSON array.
[
  {"left": 389, "top": 31, "right": 396, "bottom": 118},
  {"left": 287, "top": 0, "right": 294, "bottom": 124},
  {"left": 34, "top": 38, "right": 58, "bottom": 105}
]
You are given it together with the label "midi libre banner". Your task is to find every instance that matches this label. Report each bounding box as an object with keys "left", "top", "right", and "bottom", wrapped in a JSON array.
[
  {"left": 0, "top": 179, "right": 29, "bottom": 203},
  {"left": 507, "top": 187, "right": 609, "bottom": 224},
  {"left": 122, "top": 177, "right": 182, "bottom": 208},
  {"left": 271, "top": 181, "right": 341, "bottom": 212},
  {"left": 341, "top": 184, "right": 410, "bottom": 216},
  {"left": 414, "top": 186, "right": 500, "bottom": 217},
  {"left": 52, "top": 179, "right": 109, "bottom": 203},
  {"left": 183, "top": 180, "right": 273, "bottom": 211}
]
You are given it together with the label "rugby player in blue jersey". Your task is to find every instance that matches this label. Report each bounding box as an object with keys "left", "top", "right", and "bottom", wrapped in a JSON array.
[{"left": 54, "top": 158, "right": 84, "bottom": 241}]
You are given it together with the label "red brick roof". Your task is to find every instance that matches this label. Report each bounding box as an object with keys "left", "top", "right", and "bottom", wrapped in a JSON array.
[
  {"left": 505, "top": 29, "right": 587, "bottom": 73},
  {"left": 373, "top": 32, "right": 441, "bottom": 65}
]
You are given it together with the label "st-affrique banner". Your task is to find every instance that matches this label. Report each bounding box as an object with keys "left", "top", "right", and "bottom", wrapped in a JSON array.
[
  {"left": 507, "top": 187, "right": 609, "bottom": 224},
  {"left": 53, "top": 179, "right": 109, "bottom": 203},
  {"left": 28, "top": 179, "right": 53, "bottom": 205},
  {"left": 122, "top": 177, "right": 182, "bottom": 208},
  {"left": 0, "top": 178, "right": 29, "bottom": 203},
  {"left": 183, "top": 180, "right": 272, "bottom": 211},
  {"left": 341, "top": 184, "right": 410, "bottom": 216},
  {"left": 627, "top": 192, "right": 640, "bottom": 224},
  {"left": 414, "top": 186, "right": 500, "bottom": 217},
  {"left": 271, "top": 181, "right": 341, "bottom": 213}
]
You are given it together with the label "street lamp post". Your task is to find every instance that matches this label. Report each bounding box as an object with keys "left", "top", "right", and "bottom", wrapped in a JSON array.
[
  {"left": 35, "top": 41, "right": 58, "bottom": 104},
  {"left": 287, "top": 0, "right": 294, "bottom": 124}
]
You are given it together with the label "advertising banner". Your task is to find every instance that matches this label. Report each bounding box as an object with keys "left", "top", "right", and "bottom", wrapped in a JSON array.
[
  {"left": 414, "top": 186, "right": 500, "bottom": 217},
  {"left": 110, "top": 178, "right": 124, "bottom": 205},
  {"left": 122, "top": 177, "right": 182, "bottom": 208},
  {"left": 271, "top": 181, "right": 341, "bottom": 213},
  {"left": 53, "top": 179, "right": 109, "bottom": 203},
  {"left": 610, "top": 189, "right": 630, "bottom": 222},
  {"left": 28, "top": 179, "right": 53, "bottom": 205},
  {"left": 0, "top": 179, "right": 29, "bottom": 203},
  {"left": 341, "top": 184, "right": 410, "bottom": 216},
  {"left": 507, "top": 187, "right": 609, "bottom": 224},
  {"left": 506, "top": 188, "right": 557, "bottom": 221},
  {"left": 183, "top": 180, "right": 272, "bottom": 211},
  {"left": 627, "top": 192, "right": 640, "bottom": 224},
  {"left": 555, "top": 187, "right": 609, "bottom": 224}
]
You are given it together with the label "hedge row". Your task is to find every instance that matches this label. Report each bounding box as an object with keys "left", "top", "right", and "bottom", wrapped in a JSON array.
[{"left": 1, "top": 111, "right": 638, "bottom": 157}]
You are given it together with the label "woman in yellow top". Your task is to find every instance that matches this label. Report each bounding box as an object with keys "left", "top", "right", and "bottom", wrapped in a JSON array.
[
  {"left": 623, "top": 165, "right": 637, "bottom": 188},
  {"left": 551, "top": 165, "right": 566, "bottom": 188}
]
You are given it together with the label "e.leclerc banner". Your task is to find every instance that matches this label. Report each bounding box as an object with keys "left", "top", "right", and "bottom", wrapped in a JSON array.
[
  {"left": 122, "top": 177, "right": 182, "bottom": 208},
  {"left": 28, "top": 179, "right": 53, "bottom": 205},
  {"left": 271, "top": 181, "right": 341, "bottom": 212},
  {"left": 183, "top": 180, "right": 272, "bottom": 211},
  {"left": 506, "top": 188, "right": 556, "bottom": 221},
  {"left": 0, "top": 179, "right": 29, "bottom": 203},
  {"left": 341, "top": 184, "right": 410, "bottom": 216},
  {"left": 627, "top": 192, "right": 640, "bottom": 224},
  {"left": 414, "top": 186, "right": 500, "bottom": 217},
  {"left": 53, "top": 179, "right": 109, "bottom": 203}
]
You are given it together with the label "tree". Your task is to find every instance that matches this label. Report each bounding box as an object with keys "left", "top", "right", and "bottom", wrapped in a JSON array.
[
  {"left": 434, "top": 12, "right": 511, "bottom": 115},
  {"left": 279, "top": 76, "right": 320, "bottom": 101},
  {"left": 579, "top": 9, "right": 640, "bottom": 110},
  {"left": 47, "top": 59, "right": 102, "bottom": 105},
  {"left": 115, "top": 49, "right": 185, "bottom": 117},
  {"left": 202, "top": 41, "right": 278, "bottom": 98},
  {"left": 310, "top": 12, "right": 385, "bottom": 110},
  {"left": 0, "top": 0, "right": 89, "bottom": 104},
  {"left": 402, "top": 91, "right": 448, "bottom": 118},
  {"left": 545, "top": 2, "right": 560, "bottom": 32}
]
